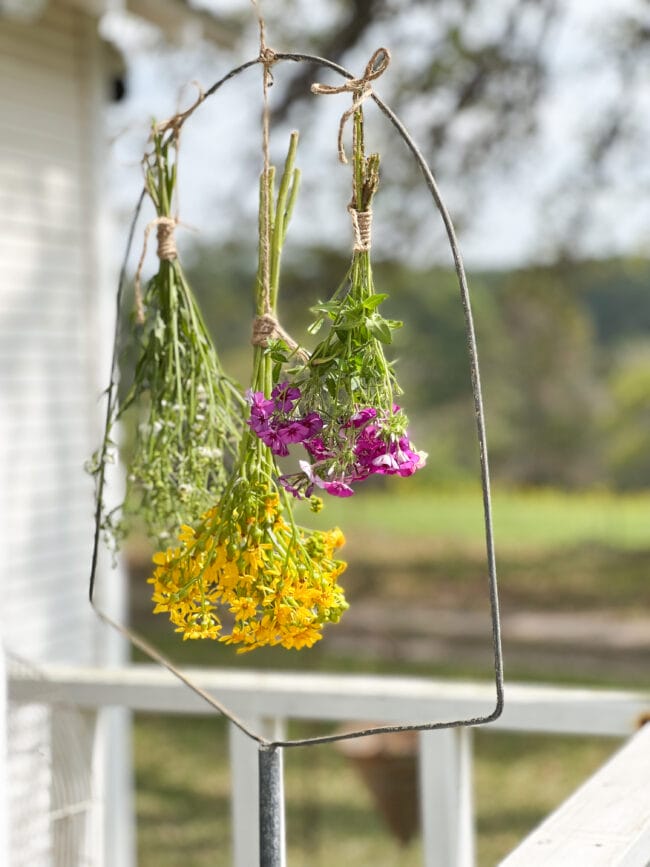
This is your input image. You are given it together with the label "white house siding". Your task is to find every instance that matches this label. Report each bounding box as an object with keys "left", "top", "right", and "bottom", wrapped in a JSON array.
[
  {"left": 0, "top": 0, "right": 99, "bottom": 662},
  {"left": 0, "top": 2, "right": 131, "bottom": 865}
]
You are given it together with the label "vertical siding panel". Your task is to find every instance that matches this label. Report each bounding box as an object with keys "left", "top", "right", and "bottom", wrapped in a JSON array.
[
  {"left": 1, "top": 3, "right": 130, "bottom": 865},
  {"left": 0, "top": 0, "right": 98, "bottom": 668}
]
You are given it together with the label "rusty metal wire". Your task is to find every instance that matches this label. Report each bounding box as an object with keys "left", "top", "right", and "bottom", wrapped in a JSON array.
[{"left": 89, "top": 52, "right": 504, "bottom": 750}]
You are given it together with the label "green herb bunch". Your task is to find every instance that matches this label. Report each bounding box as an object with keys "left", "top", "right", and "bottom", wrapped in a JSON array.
[
  {"left": 253, "top": 110, "right": 426, "bottom": 499},
  {"left": 296, "top": 110, "right": 403, "bottom": 417},
  {"left": 104, "top": 128, "right": 245, "bottom": 545}
]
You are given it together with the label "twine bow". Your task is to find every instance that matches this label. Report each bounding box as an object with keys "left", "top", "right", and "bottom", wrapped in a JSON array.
[{"left": 311, "top": 47, "right": 391, "bottom": 164}]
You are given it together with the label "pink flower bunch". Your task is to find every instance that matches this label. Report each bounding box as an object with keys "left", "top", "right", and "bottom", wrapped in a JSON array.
[
  {"left": 247, "top": 386, "right": 427, "bottom": 499},
  {"left": 350, "top": 410, "right": 427, "bottom": 480},
  {"left": 246, "top": 383, "right": 323, "bottom": 457}
]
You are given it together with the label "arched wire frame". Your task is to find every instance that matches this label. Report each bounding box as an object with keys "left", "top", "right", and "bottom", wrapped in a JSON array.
[{"left": 89, "top": 52, "right": 504, "bottom": 750}]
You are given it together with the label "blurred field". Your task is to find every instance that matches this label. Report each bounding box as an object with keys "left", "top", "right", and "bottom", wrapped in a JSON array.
[
  {"left": 299, "top": 487, "right": 650, "bottom": 618},
  {"left": 131, "top": 487, "right": 649, "bottom": 865},
  {"left": 306, "top": 486, "right": 650, "bottom": 552}
]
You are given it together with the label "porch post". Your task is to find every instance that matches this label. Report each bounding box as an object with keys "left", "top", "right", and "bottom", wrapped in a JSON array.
[{"left": 419, "top": 727, "right": 474, "bottom": 867}]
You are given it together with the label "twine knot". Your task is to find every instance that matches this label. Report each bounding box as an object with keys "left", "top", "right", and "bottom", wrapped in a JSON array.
[
  {"left": 311, "top": 47, "right": 391, "bottom": 163},
  {"left": 255, "top": 0, "right": 277, "bottom": 87},
  {"left": 348, "top": 206, "right": 373, "bottom": 252},
  {"left": 259, "top": 46, "right": 277, "bottom": 66},
  {"left": 134, "top": 216, "right": 179, "bottom": 324},
  {"left": 252, "top": 313, "right": 310, "bottom": 362},
  {"left": 252, "top": 313, "right": 278, "bottom": 347},
  {"left": 156, "top": 217, "right": 177, "bottom": 261},
  {"left": 154, "top": 82, "right": 205, "bottom": 140},
  {"left": 258, "top": 45, "right": 277, "bottom": 87}
]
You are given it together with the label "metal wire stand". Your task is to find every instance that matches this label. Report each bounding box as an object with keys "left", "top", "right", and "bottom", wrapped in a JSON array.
[{"left": 89, "top": 51, "right": 505, "bottom": 866}]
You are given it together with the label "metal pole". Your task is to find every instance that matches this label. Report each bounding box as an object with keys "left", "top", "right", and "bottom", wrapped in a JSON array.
[{"left": 258, "top": 744, "right": 285, "bottom": 867}]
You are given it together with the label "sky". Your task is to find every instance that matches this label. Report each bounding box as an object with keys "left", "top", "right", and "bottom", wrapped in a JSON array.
[{"left": 102, "top": 0, "right": 650, "bottom": 271}]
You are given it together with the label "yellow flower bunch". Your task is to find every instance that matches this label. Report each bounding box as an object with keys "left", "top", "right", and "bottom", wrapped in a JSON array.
[{"left": 148, "top": 490, "right": 348, "bottom": 651}]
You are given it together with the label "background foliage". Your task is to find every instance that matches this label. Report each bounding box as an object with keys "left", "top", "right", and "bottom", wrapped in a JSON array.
[{"left": 180, "top": 244, "right": 650, "bottom": 490}]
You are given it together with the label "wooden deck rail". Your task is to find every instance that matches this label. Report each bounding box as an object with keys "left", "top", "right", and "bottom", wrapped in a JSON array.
[{"left": 501, "top": 722, "right": 650, "bottom": 866}]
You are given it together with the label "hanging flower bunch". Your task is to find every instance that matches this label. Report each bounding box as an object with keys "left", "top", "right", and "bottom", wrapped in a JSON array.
[
  {"left": 249, "top": 110, "right": 426, "bottom": 498},
  {"left": 147, "top": 444, "right": 348, "bottom": 650},
  {"left": 148, "top": 133, "right": 349, "bottom": 649},
  {"left": 91, "top": 127, "right": 245, "bottom": 546}
]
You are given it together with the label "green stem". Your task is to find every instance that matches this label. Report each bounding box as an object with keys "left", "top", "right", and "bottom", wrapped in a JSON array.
[
  {"left": 353, "top": 110, "right": 364, "bottom": 211},
  {"left": 270, "top": 133, "right": 299, "bottom": 307}
]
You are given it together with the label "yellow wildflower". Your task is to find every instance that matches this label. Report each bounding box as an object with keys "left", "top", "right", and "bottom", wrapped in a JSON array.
[{"left": 148, "top": 494, "right": 348, "bottom": 651}]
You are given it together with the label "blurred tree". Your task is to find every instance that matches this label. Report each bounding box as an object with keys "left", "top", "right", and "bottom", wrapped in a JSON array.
[
  {"left": 604, "top": 342, "right": 650, "bottom": 489},
  {"left": 257, "top": 0, "right": 650, "bottom": 255},
  {"left": 272, "top": 0, "right": 555, "bottom": 174},
  {"left": 114, "top": 1, "right": 650, "bottom": 259},
  {"left": 568, "top": 258, "right": 650, "bottom": 346},
  {"left": 492, "top": 268, "right": 603, "bottom": 487}
]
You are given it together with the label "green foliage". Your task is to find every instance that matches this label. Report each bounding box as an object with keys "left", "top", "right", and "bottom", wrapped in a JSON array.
[
  {"left": 570, "top": 258, "right": 650, "bottom": 345},
  {"left": 604, "top": 342, "right": 650, "bottom": 489},
  {"left": 299, "top": 252, "right": 403, "bottom": 412},
  {"left": 488, "top": 268, "right": 603, "bottom": 486}
]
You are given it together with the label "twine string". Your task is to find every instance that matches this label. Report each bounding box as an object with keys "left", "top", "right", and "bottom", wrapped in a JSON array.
[
  {"left": 311, "top": 47, "right": 391, "bottom": 164},
  {"left": 154, "top": 81, "right": 205, "bottom": 141},
  {"left": 348, "top": 205, "right": 372, "bottom": 252},
  {"left": 250, "top": 4, "right": 308, "bottom": 359},
  {"left": 156, "top": 217, "right": 178, "bottom": 261},
  {"left": 133, "top": 216, "right": 178, "bottom": 325}
]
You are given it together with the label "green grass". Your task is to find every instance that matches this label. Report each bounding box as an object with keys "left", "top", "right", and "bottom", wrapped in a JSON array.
[{"left": 305, "top": 486, "right": 650, "bottom": 552}]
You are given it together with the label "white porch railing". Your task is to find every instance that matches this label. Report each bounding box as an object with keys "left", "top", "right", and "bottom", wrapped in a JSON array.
[
  {"left": 501, "top": 722, "right": 650, "bottom": 866},
  {"left": 8, "top": 664, "right": 650, "bottom": 866}
]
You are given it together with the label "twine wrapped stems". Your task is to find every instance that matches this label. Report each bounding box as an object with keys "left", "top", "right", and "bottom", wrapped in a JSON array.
[{"left": 312, "top": 49, "right": 388, "bottom": 255}]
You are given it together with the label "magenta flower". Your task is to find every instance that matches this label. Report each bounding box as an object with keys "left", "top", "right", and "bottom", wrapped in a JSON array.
[
  {"left": 246, "top": 390, "right": 275, "bottom": 437},
  {"left": 247, "top": 379, "right": 425, "bottom": 500},
  {"left": 278, "top": 474, "right": 311, "bottom": 498},
  {"left": 395, "top": 440, "right": 427, "bottom": 476},
  {"left": 302, "top": 412, "right": 324, "bottom": 437},
  {"left": 350, "top": 407, "right": 377, "bottom": 428},
  {"left": 247, "top": 389, "right": 275, "bottom": 417},
  {"left": 322, "top": 479, "right": 355, "bottom": 497},
  {"left": 278, "top": 419, "right": 312, "bottom": 444},
  {"left": 271, "top": 381, "right": 301, "bottom": 412},
  {"left": 247, "top": 383, "right": 327, "bottom": 458},
  {"left": 258, "top": 428, "right": 290, "bottom": 457},
  {"left": 304, "top": 436, "right": 333, "bottom": 461},
  {"left": 372, "top": 452, "right": 400, "bottom": 474},
  {"left": 354, "top": 425, "right": 385, "bottom": 467}
]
